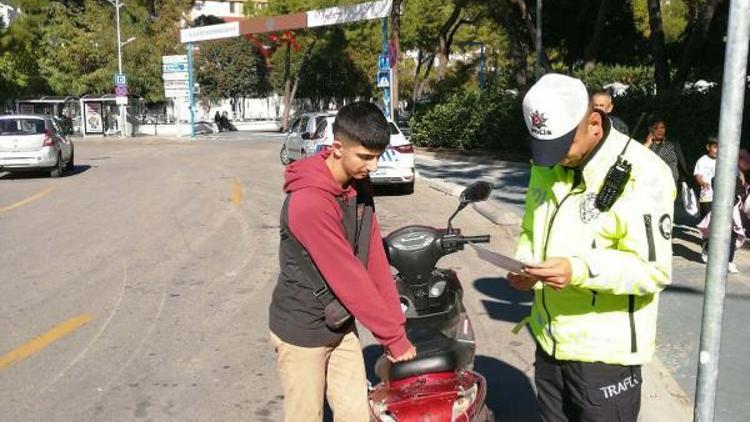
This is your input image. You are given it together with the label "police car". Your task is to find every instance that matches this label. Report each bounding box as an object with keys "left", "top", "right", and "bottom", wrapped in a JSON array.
[{"left": 311, "top": 117, "right": 415, "bottom": 194}]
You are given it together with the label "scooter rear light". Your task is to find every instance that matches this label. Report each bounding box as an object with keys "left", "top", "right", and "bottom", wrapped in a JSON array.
[
  {"left": 370, "top": 399, "right": 398, "bottom": 422},
  {"left": 451, "top": 382, "right": 479, "bottom": 421}
]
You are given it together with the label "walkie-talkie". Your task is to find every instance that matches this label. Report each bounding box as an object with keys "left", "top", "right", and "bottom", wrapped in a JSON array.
[
  {"left": 594, "top": 113, "right": 646, "bottom": 212},
  {"left": 595, "top": 157, "right": 631, "bottom": 211}
]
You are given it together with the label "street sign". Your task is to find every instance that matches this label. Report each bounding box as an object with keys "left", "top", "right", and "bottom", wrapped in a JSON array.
[
  {"left": 307, "top": 0, "right": 392, "bottom": 28},
  {"left": 116, "top": 96, "right": 129, "bottom": 105},
  {"left": 115, "top": 85, "right": 128, "bottom": 97},
  {"left": 180, "top": 22, "right": 240, "bottom": 43},
  {"left": 162, "top": 72, "right": 189, "bottom": 81},
  {"left": 379, "top": 54, "right": 389, "bottom": 70},
  {"left": 163, "top": 80, "right": 190, "bottom": 89},
  {"left": 164, "top": 89, "right": 190, "bottom": 98},
  {"left": 114, "top": 73, "right": 127, "bottom": 86},
  {"left": 162, "top": 55, "right": 188, "bottom": 64},
  {"left": 377, "top": 69, "right": 390, "bottom": 88},
  {"left": 163, "top": 62, "right": 188, "bottom": 73}
]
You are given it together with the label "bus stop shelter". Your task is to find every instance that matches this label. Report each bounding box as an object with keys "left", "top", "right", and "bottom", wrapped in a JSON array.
[
  {"left": 15, "top": 96, "right": 80, "bottom": 134},
  {"left": 79, "top": 94, "right": 144, "bottom": 137}
]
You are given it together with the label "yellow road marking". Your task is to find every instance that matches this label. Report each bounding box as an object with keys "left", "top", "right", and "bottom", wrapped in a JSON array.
[
  {"left": 0, "top": 314, "right": 93, "bottom": 370},
  {"left": 230, "top": 178, "right": 244, "bottom": 205},
  {"left": 0, "top": 184, "right": 56, "bottom": 214}
]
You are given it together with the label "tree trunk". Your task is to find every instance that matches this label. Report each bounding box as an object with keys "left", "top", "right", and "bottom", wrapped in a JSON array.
[
  {"left": 647, "top": 0, "right": 670, "bottom": 95},
  {"left": 435, "top": 2, "right": 464, "bottom": 81},
  {"left": 672, "top": 0, "right": 724, "bottom": 90},
  {"left": 281, "top": 43, "right": 292, "bottom": 131},
  {"left": 288, "top": 40, "right": 317, "bottom": 119},
  {"left": 414, "top": 57, "right": 436, "bottom": 102},
  {"left": 583, "top": 0, "right": 612, "bottom": 72},
  {"left": 507, "top": 0, "right": 551, "bottom": 73},
  {"left": 500, "top": 9, "right": 528, "bottom": 86}
]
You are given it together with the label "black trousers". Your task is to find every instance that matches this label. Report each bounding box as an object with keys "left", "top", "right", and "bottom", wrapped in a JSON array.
[{"left": 534, "top": 347, "right": 642, "bottom": 422}]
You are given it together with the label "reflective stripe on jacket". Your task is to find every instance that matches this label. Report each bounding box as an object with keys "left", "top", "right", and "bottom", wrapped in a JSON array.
[{"left": 515, "top": 129, "right": 676, "bottom": 365}]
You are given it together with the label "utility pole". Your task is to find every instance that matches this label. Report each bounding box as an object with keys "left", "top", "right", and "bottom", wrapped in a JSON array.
[
  {"left": 390, "top": 0, "right": 401, "bottom": 121},
  {"left": 107, "top": 0, "right": 126, "bottom": 137},
  {"left": 693, "top": 0, "right": 750, "bottom": 420}
]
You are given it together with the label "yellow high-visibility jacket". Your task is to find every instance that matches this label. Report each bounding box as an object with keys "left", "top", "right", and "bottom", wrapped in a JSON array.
[{"left": 515, "top": 129, "right": 676, "bottom": 365}]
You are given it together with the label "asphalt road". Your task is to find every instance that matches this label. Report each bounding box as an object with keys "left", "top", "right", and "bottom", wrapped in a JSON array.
[{"left": 0, "top": 132, "right": 540, "bottom": 422}]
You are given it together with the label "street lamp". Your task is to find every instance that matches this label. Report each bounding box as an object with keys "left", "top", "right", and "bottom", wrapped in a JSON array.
[
  {"left": 462, "top": 41, "right": 485, "bottom": 89},
  {"left": 106, "top": 0, "right": 128, "bottom": 137}
]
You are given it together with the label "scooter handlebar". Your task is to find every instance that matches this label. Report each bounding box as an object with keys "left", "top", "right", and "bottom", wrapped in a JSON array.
[{"left": 461, "top": 235, "right": 491, "bottom": 244}]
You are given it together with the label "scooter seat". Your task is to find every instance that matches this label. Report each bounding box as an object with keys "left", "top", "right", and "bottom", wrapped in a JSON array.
[{"left": 387, "top": 331, "right": 472, "bottom": 381}]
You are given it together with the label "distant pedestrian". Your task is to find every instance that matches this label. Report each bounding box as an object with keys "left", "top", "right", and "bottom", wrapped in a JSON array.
[
  {"left": 643, "top": 115, "right": 690, "bottom": 187},
  {"left": 592, "top": 90, "right": 629, "bottom": 134},
  {"left": 694, "top": 136, "right": 719, "bottom": 217},
  {"left": 696, "top": 146, "right": 748, "bottom": 273},
  {"left": 214, "top": 111, "right": 222, "bottom": 132}
]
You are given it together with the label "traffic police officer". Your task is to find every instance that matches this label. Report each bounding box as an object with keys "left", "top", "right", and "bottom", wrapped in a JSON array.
[{"left": 508, "top": 74, "right": 675, "bottom": 422}]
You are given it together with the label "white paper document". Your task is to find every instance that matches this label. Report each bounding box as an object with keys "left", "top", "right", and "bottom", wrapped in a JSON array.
[{"left": 470, "top": 243, "right": 536, "bottom": 274}]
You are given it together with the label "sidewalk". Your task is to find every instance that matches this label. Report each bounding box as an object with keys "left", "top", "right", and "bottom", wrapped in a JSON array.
[{"left": 415, "top": 150, "right": 696, "bottom": 422}]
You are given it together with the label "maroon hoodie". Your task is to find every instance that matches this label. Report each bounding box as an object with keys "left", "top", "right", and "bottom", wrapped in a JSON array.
[{"left": 271, "top": 152, "right": 411, "bottom": 357}]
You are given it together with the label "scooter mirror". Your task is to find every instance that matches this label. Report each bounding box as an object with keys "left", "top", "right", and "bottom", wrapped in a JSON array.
[
  {"left": 448, "top": 181, "right": 492, "bottom": 232},
  {"left": 459, "top": 181, "right": 492, "bottom": 205}
]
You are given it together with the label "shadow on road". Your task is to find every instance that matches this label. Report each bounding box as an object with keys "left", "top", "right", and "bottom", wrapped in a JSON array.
[
  {"left": 475, "top": 354, "right": 541, "bottom": 422},
  {"left": 673, "top": 225, "right": 703, "bottom": 245},
  {"left": 473, "top": 277, "right": 533, "bottom": 324},
  {"left": 373, "top": 184, "right": 411, "bottom": 197},
  {"left": 0, "top": 164, "right": 92, "bottom": 180},
  {"left": 673, "top": 243, "right": 704, "bottom": 263}
]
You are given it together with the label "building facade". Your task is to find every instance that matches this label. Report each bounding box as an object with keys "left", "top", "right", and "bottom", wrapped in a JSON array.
[
  {"left": 0, "top": 1, "right": 18, "bottom": 29},
  {"left": 188, "top": 0, "right": 268, "bottom": 21}
]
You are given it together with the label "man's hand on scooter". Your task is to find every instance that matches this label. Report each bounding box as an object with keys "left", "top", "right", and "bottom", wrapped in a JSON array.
[{"left": 388, "top": 345, "right": 417, "bottom": 363}]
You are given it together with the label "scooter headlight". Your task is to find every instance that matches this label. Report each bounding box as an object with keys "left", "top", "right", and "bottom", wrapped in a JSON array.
[
  {"left": 370, "top": 399, "right": 398, "bottom": 422},
  {"left": 451, "top": 382, "right": 479, "bottom": 421}
]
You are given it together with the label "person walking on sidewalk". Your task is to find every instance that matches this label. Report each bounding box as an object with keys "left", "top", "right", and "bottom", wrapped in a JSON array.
[
  {"left": 694, "top": 137, "right": 718, "bottom": 263},
  {"left": 696, "top": 147, "right": 748, "bottom": 274},
  {"left": 268, "top": 102, "right": 416, "bottom": 422},
  {"left": 694, "top": 136, "right": 719, "bottom": 218},
  {"left": 508, "top": 74, "right": 675, "bottom": 422}
]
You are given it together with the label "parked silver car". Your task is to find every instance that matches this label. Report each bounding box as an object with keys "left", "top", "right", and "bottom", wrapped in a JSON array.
[
  {"left": 280, "top": 111, "right": 336, "bottom": 164},
  {"left": 0, "top": 115, "right": 75, "bottom": 177}
]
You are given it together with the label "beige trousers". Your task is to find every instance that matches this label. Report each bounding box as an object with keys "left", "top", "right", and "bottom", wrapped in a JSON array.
[{"left": 270, "top": 331, "right": 370, "bottom": 422}]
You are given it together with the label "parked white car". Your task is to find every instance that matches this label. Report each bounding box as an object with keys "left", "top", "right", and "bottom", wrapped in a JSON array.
[
  {"left": 280, "top": 111, "right": 337, "bottom": 164},
  {"left": 310, "top": 117, "right": 415, "bottom": 194},
  {"left": 0, "top": 115, "right": 74, "bottom": 177}
]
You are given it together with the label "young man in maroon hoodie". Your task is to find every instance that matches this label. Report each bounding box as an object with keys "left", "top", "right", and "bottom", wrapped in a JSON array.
[{"left": 269, "top": 102, "right": 416, "bottom": 422}]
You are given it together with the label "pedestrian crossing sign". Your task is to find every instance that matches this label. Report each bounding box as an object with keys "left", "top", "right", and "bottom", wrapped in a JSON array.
[{"left": 377, "top": 70, "right": 390, "bottom": 88}]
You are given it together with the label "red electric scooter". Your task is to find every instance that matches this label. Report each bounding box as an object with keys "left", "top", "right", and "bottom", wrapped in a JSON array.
[{"left": 368, "top": 181, "right": 495, "bottom": 422}]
